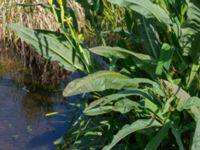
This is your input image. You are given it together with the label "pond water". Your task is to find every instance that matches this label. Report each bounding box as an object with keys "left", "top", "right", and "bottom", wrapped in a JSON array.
[{"left": 0, "top": 49, "right": 71, "bottom": 150}]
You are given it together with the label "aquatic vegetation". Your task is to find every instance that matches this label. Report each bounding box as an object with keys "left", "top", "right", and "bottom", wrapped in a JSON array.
[{"left": 8, "top": 0, "right": 200, "bottom": 149}]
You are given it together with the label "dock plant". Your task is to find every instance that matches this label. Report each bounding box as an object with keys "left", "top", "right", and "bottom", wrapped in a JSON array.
[{"left": 8, "top": 0, "right": 200, "bottom": 149}]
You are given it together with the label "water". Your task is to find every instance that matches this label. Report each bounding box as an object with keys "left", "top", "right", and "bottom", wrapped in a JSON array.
[{"left": 0, "top": 49, "right": 70, "bottom": 150}]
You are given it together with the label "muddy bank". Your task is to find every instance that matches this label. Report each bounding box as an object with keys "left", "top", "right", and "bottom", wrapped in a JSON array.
[
  {"left": 0, "top": 37, "right": 69, "bottom": 89},
  {"left": 20, "top": 42, "right": 69, "bottom": 85}
]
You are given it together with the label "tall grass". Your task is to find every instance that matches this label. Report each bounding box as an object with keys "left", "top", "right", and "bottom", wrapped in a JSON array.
[{"left": 0, "top": 0, "right": 59, "bottom": 43}]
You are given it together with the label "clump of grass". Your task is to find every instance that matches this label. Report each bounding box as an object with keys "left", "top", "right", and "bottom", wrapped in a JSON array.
[
  {"left": 67, "top": 0, "right": 86, "bottom": 31},
  {"left": 1, "top": 0, "right": 59, "bottom": 43}
]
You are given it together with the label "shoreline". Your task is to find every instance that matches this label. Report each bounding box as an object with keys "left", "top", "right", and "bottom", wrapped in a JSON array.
[{"left": 0, "top": 24, "right": 69, "bottom": 88}]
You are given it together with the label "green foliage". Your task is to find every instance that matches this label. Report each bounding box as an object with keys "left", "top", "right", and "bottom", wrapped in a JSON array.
[
  {"left": 8, "top": 23, "right": 86, "bottom": 72},
  {"left": 8, "top": 0, "right": 200, "bottom": 149},
  {"left": 145, "top": 122, "right": 171, "bottom": 150},
  {"left": 103, "top": 119, "right": 162, "bottom": 150}
]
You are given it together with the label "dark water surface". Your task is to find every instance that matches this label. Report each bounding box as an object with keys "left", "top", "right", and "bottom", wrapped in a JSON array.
[{"left": 0, "top": 49, "right": 69, "bottom": 150}]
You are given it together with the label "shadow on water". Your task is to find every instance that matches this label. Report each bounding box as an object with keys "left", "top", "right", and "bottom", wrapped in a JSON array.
[{"left": 0, "top": 48, "right": 72, "bottom": 150}]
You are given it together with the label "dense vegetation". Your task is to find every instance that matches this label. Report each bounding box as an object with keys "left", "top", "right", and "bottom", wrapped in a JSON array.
[{"left": 8, "top": 0, "right": 200, "bottom": 149}]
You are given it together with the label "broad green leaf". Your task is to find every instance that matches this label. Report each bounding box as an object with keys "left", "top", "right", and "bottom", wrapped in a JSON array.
[
  {"left": 139, "top": 17, "right": 160, "bottom": 59},
  {"left": 85, "top": 90, "right": 152, "bottom": 111},
  {"left": 156, "top": 43, "right": 174, "bottom": 75},
  {"left": 143, "top": 99, "right": 163, "bottom": 118},
  {"left": 8, "top": 23, "right": 85, "bottom": 72},
  {"left": 63, "top": 71, "right": 165, "bottom": 97},
  {"left": 103, "top": 119, "right": 161, "bottom": 150},
  {"left": 63, "top": 71, "right": 130, "bottom": 97},
  {"left": 84, "top": 106, "right": 114, "bottom": 116},
  {"left": 108, "top": 0, "right": 171, "bottom": 25},
  {"left": 126, "top": 0, "right": 171, "bottom": 25},
  {"left": 162, "top": 96, "right": 175, "bottom": 114},
  {"left": 89, "top": 46, "right": 155, "bottom": 63},
  {"left": 191, "top": 112, "right": 200, "bottom": 150},
  {"left": 181, "top": 3, "right": 200, "bottom": 62},
  {"left": 177, "top": 97, "right": 200, "bottom": 111},
  {"left": 145, "top": 122, "right": 170, "bottom": 150},
  {"left": 84, "top": 98, "right": 140, "bottom": 116},
  {"left": 90, "top": 46, "right": 157, "bottom": 77}
]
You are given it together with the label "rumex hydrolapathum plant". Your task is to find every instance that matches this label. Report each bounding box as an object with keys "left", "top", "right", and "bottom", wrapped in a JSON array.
[{"left": 8, "top": 0, "right": 200, "bottom": 149}]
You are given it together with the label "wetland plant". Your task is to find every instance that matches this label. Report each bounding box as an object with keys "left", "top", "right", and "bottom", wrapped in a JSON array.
[{"left": 9, "top": 0, "right": 200, "bottom": 149}]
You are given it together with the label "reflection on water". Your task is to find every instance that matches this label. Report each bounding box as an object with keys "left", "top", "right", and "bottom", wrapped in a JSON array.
[{"left": 0, "top": 49, "right": 69, "bottom": 150}]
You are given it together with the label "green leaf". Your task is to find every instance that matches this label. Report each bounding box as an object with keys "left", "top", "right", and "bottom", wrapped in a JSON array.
[
  {"left": 162, "top": 96, "right": 175, "bottom": 114},
  {"left": 90, "top": 46, "right": 157, "bottom": 77},
  {"left": 177, "top": 97, "right": 200, "bottom": 111},
  {"left": 187, "top": 64, "right": 200, "bottom": 88},
  {"left": 108, "top": 0, "right": 171, "bottom": 26},
  {"left": 145, "top": 122, "right": 170, "bottom": 150},
  {"left": 8, "top": 23, "right": 85, "bottom": 72},
  {"left": 89, "top": 46, "right": 155, "bottom": 63},
  {"left": 156, "top": 43, "right": 174, "bottom": 75},
  {"left": 181, "top": 3, "right": 200, "bottom": 63},
  {"left": 85, "top": 90, "right": 152, "bottom": 111},
  {"left": 84, "top": 98, "right": 140, "bottom": 116},
  {"left": 63, "top": 71, "right": 165, "bottom": 97},
  {"left": 103, "top": 119, "right": 161, "bottom": 150},
  {"left": 171, "top": 125, "right": 184, "bottom": 150},
  {"left": 191, "top": 112, "right": 200, "bottom": 150},
  {"left": 126, "top": 0, "right": 171, "bottom": 25},
  {"left": 140, "top": 17, "right": 160, "bottom": 59},
  {"left": 63, "top": 71, "right": 130, "bottom": 97}
]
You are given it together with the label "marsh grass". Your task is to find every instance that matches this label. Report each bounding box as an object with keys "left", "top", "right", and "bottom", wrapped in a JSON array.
[{"left": 0, "top": 0, "right": 59, "bottom": 44}]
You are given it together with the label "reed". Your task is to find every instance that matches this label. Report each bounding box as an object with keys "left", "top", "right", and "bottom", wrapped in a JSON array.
[{"left": 0, "top": 0, "right": 59, "bottom": 44}]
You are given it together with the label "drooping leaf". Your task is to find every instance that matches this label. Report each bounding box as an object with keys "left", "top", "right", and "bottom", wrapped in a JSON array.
[
  {"left": 127, "top": 0, "right": 171, "bottom": 25},
  {"left": 90, "top": 45, "right": 157, "bottom": 77},
  {"left": 145, "top": 122, "right": 170, "bottom": 150},
  {"left": 63, "top": 71, "right": 165, "bottom": 97},
  {"left": 109, "top": 0, "right": 171, "bottom": 26},
  {"left": 143, "top": 98, "right": 163, "bottom": 119},
  {"left": 8, "top": 23, "right": 85, "bottom": 72},
  {"left": 85, "top": 90, "right": 152, "bottom": 111},
  {"left": 139, "top": 17, "right": 161, "bottom": 58},
  {"left": 177, "top": 97, "right": 200, "bottom": 111},
  {"left": 181, "top": 3, "right": 200, "bottom": 63},
  {"left": 63, "top": 71, "right": 130, "bottom": 97},
  {"left": 103, "top": 119, "right": 161, "bottom": 150},
  {"left": 89, "top": 46, "right": 155, "bottom": 63},
  {"left": 156, "top": 43, "right": 174, "bottom": 75},
  {"left": 84, "top": 98, "right": 140, "bottom": 116}
]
